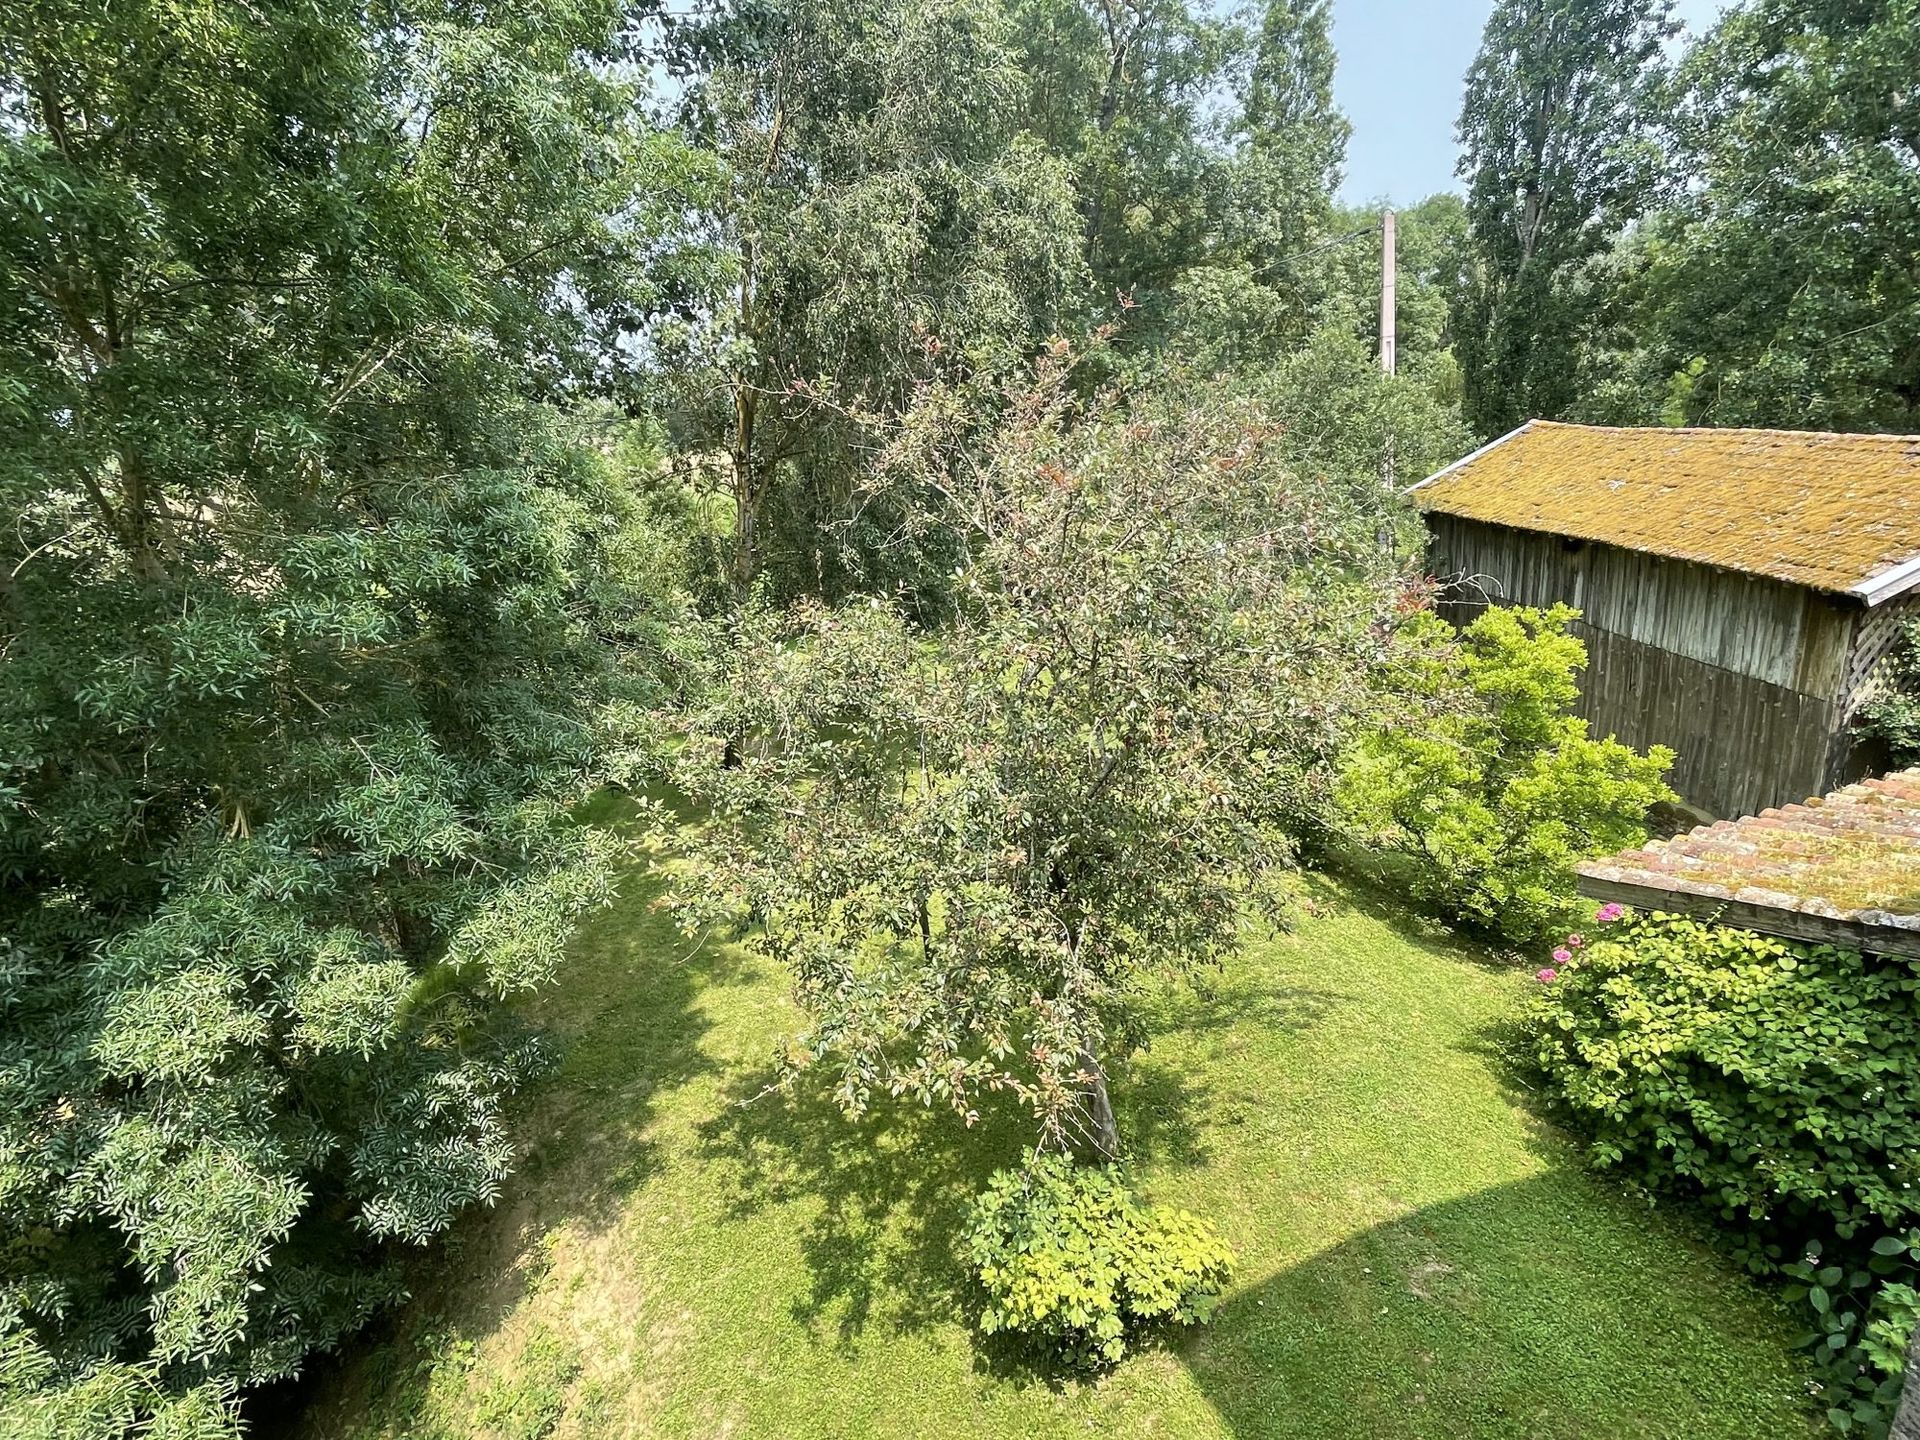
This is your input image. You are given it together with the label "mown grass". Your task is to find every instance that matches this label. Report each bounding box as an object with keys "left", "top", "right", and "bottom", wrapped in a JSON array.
[{"left": 288, "top": 805, "right": 1815, "bottom": 1439}]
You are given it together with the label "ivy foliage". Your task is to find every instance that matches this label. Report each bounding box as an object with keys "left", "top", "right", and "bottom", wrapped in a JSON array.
[
  {"left": 963, "top": 1153, "right": 1234, "bottom": 1367},
  {"left": 1336, "top": 604, "right": 1674, "bottom": 945},
  {"left": 1528, "top": 913, "right": 1920, "bottom": 1435},
  {"left": 0, "top": 2, "right": 699, "bottom": 1432}
]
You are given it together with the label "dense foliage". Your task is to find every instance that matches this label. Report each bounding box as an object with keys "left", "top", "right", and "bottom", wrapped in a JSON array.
[
  {"left": 22, "top": 0, "right": 1907, "bottom": 1424},
  {"left": 1454, "top": 0, "right": 1920, "bottom": 434},
  {"left": 1617, "top": 0, "right": 1920, "bottom": 429},
  {"left": 1452, "top": 0, "right": 1675, "bottom": 436},
  {"left": 1528, "top": 912, "right": 1920, "bottom": 1434},
  {"left": 964, "top": 1153, "right": 1234, "bottom": 1366},
  {"left": 1337, "top": 605, "right": 1674, "bottom": 944},
  {"left": 665, "top": 354, "right": 1399, "bottom": 1157},
  {"left": 657, "top": 0, "right": 1456, "bottom": 608},
  {"left": 664, "top": 0, "right": 1085, "bottom": 605},
  {"left": 0, "top": 2, "right": 698, "bottom": 1432}
]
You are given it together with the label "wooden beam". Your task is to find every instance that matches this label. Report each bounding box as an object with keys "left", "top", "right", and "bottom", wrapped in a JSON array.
[{"left": 1574, "top": 872, "right": 1920, "bottom": 961}]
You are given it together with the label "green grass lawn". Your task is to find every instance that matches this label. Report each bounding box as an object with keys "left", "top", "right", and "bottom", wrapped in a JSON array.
[{"left": 289, "top": 813, "right": 1815, "bottom": 1440}]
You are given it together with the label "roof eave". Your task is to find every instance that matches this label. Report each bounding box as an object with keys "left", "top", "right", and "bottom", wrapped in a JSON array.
[
  {"left": 1403, "top": 419, "right": 1539, "bottom": 500},
  {"left": 1573, "top": 867, "right": 1920, "bottom": 960},
  {"left": 1852, "top": 553, "right": 1920, "bottom": 607}
]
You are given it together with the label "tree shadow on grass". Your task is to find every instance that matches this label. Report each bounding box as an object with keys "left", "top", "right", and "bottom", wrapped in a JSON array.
[
  {"left": 1300, "top": 868, "right": 1525, "bottom": 975},
  {"left": 695, "top": 1028, "right": 1229, "bottom": 1355},
  {"left": 1183, "top": 1174, "right": 1813, "bottom": 1440},
  {"left": 696, "top": 1069, "right": 1025, "bottom": 1348},
  {"left": 1116, "top": 979, "right": 1343, "bottom": 1171},
  {"left": 512, "top": 866, "right": 732, "bottom": 1233}
]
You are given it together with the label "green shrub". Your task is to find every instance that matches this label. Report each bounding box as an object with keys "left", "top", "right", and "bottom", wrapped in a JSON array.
[
  {"left": 1527, "top": 911, "right": 1920, "bottom": 1434},
  {"left": 962, "top": 1154, "right": 1234, "bottom": 1367},
  {"left": 1527, "top": 913, "right": 1920, "bottom": 1228},
  {"left": 1336, "top": 604, "right": 1674, "bottom": 946}
]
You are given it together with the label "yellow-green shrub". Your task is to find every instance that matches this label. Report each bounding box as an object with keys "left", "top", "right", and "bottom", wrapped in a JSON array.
[{"left": 962, "top": 1154, "right": 1234, "bottom": 1367}]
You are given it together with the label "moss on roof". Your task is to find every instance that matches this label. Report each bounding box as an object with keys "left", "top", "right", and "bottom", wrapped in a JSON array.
[
  {"left": 1579, "top": 771, "right": 1920, "bottom": 925},
  {"left": 1413, "top": 421, "right": 1920, "bottom": 597}
]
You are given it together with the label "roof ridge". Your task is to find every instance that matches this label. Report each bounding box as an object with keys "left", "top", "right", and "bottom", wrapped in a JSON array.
[{"left": 1520, "top": 419, "right": 1920, "bottom": 444}]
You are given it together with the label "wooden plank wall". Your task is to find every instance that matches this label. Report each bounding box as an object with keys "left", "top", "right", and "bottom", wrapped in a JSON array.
[
  {"left": 1427, "top": 514, "right": 1854, "bottom": 696},
  {"left": 1573, "top": 625, "right": 1838, "bottom": 818},
  {"left": 1426, "top": 514, "right": 1863, "bottom": 817}
]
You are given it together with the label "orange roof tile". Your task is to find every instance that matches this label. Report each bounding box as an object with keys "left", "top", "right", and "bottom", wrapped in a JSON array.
[
  {"left": 1413, "top": 421, "right": 1920, "bottom": 602},
  {"left": 1576, "top": 771, "right": 1920, "bottom": 956}
]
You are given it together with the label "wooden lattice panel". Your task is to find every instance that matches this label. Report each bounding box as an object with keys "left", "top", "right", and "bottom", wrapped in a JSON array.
[{"left": 1842, "top": 594, "right": 1920, "bottom": 718}]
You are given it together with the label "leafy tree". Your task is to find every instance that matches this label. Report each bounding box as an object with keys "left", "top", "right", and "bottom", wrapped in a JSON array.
[
  {"left": 1453, "top": 0, "right": 1675, "bottom": 436},
  {"left": 1249, "top": 317, "right": 1474, "bottom": 510},
  {"left": 1337, "top": 605, "right": 1675, "bottom": 944},
  {"left": 1009, "top": 0, "right": 1239, "bottom": 316},
  {"left": 664, "top": 351, "right": 1396, "bottom": 1162},
  {"left": 1087, "top": 0, "right": 1361, "bottom": 367},
  {"left": 666, "top": 0, "right": 1085, "bottom": 607},
  {"left": 1193, "top": 0, "right": 1350, "bottom": 344},
  {"left": 1239, "top": 0, "right": 1347, "bottom": 196},
  {"left": 1165, "top": 193, "right": 1472, "bottom": 526},
  {"left": 0, "top": 2, "right": 695, "bottom": 1431},
  {"left": 1615, "top": 0, "right": 1920, "bottom": 429}
]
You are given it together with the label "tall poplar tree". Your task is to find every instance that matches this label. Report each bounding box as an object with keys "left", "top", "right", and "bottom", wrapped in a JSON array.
[{"left": 1452, "top": 0, "right": 1674, "bottom": 436}]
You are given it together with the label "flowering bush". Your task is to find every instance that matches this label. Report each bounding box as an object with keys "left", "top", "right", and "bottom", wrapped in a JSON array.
[
  {"left": 1527, "top": 909, "right": 1920, "bottom": 1434},
  {"left": 1336, "top": 605, "right": 1675, "bottom": 945},
  {"left": 963, "top": 1154, "right": 1234, "bottom": 1368}
]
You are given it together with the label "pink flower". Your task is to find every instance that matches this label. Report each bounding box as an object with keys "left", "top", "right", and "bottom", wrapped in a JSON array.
[
  {"left": 1566, "top": 933, "right": 1585, "bottom": 948},
  {"left": 1595, "top": 902, "right": 1626, "bottom": 924},
  {"left": 1552, "top": 947, "right": 1572, "bottom": 963},
  {"left": 1536, "top": 967, "right": 1558, "bottom": 984}
]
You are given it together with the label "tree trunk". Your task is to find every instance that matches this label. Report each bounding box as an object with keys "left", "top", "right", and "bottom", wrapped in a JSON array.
[{"left": 1077, "top": 1049, "right": 1121, "bottom": 1163}]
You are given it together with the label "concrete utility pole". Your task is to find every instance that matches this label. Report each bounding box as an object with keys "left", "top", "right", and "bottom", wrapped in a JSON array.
[
  {"left": 1379, "top": 208, "right": 1397, "bottom": 376},
  {"left": 1379, "top": 208, "right": 1398, "bottom": 494}
]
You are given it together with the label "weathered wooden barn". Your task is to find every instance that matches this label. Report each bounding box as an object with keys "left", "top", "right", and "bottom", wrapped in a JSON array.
[{"left": 1412, "top": 421, "right": 1920, "bottom": 819}]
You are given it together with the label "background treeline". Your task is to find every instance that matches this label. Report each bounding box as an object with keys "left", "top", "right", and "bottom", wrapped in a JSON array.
[
  {"left": 1455, "top": 0, "right": 1920, "bottom": 436},
  {"left": 1, "top": 0, "right": 1913, "bottom": 1434}
]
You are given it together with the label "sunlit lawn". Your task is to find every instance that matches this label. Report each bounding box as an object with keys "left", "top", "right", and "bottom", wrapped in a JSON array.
[{"left": 288, "top": 802, "right": 1814, "bottom": 1439}]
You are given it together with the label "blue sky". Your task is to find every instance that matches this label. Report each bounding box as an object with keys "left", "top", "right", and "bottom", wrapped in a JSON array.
[{"left": 1332, "top": 0, "right": 1727, "bottom": 206}]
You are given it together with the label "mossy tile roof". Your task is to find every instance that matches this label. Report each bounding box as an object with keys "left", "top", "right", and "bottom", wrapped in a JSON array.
[
  {"left": 1577, "top": 771, "right": 1920, "bottom": 957},
  {"left": 1412, "top": 421, "right": 1920, "bottom": 601}
]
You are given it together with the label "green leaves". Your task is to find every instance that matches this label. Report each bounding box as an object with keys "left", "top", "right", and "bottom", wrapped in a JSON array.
[
  {"left": 1337, "top": 604, "right": 1675, "bottom": 945},
  {"left": 1530, "top": 917, "right": 1920, "bottom": 1436},
  {"left": 1628, "top": 0, "right": 1920, "bottom": 430},
  {"left": 0, "top": 1, "right": 696, "bottom": 1430},
  {"left": 1453, "top": 0, "right": 1677, "bottom": 435},
  {"left": 963, "top": 1153, "right": 1235, "bottom": 1367},
  {"left": 1454, "top": 0, "right": 1920, "bottom": 433},
  {"left": 668, "top": 355, "right": 1394, "bottom": 1152}
]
